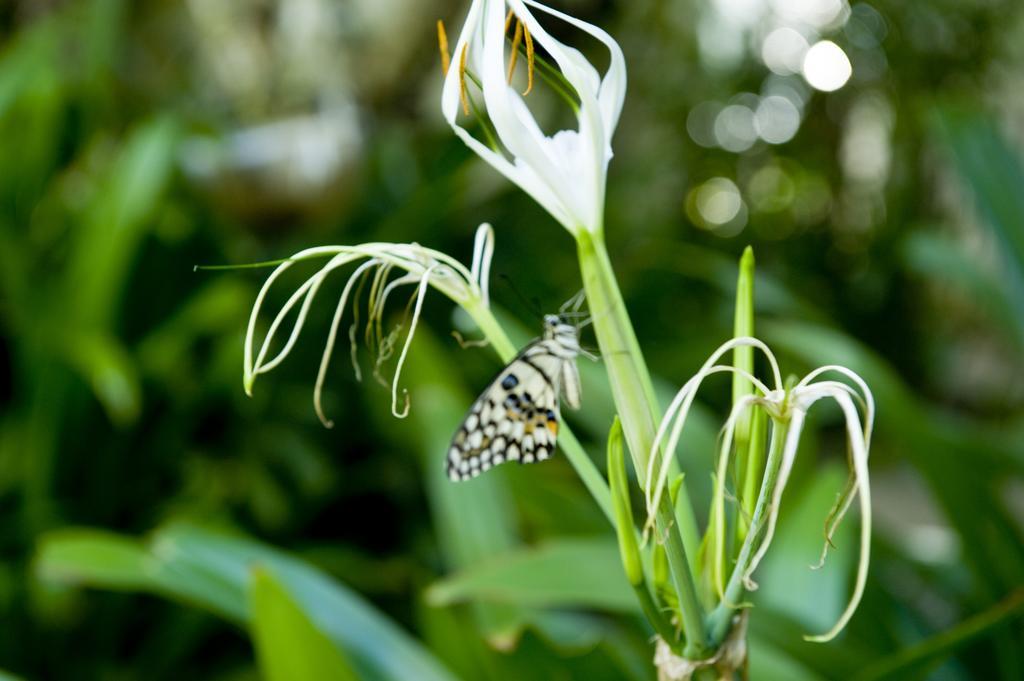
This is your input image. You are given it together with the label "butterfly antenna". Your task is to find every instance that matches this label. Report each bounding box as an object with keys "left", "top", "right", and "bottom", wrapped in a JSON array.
[
  {"left": 559, "top": 288, "right": 587, "bottom": 314},
  {"left": 498, "top": 273, "right": 543, "bottom": 320}
]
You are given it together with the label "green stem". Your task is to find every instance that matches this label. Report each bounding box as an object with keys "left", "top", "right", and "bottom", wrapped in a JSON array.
[
  {"left": 576, "top": 230, "right": 707, "bottom": 656},
  {"left": 635, "top": 583, "right": 681, "bottom": 650},
  {"left": 738, "top": 406, "right": 767, "bottom": 541},
  {"left": 464, "top": 300, "right": 614, "bottom": 523}
]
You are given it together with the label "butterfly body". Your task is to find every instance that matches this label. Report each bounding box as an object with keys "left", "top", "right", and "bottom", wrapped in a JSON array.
[{"left": 448, "top": 315, "right": 581, "bottom": 481}]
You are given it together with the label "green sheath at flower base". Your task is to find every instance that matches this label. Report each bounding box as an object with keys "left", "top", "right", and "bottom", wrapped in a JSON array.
[
  {"left": 608, "top": 417, "right": 680, "bottom": 649},
  {"left": 608, "top": 417, "right": 642, "bottom": 586},
  {"left": 732, "top": 246, "right": 757, "bottom": 527},
  {"left": 732, "top": 247, "right": 756, "bottom": 404}
]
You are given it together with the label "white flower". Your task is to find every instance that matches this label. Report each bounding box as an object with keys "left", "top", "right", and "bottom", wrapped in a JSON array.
[
  {"left": 441, "top": 0, "right": 626, "bottom": 237},
  {"left": 645, "top": 337, "right": 874, "bottom": 643},
  {"left": 243, "top": 224, "right": 495, "bottom": 425}
]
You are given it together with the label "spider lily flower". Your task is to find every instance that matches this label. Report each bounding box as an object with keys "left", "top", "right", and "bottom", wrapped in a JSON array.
[
  {"left": 441, "top": 0, "right": 626, "bottom": 238},
  {"left": 645, "top": 337, "right": 874, "bottom": 643},
  {"left": 243, "top": 224, "right": 495, "bottom": 425}
]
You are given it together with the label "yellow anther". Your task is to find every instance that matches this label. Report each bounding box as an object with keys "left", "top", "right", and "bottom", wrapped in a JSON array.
[
  {"left": 522, "top": 24, "right": 534, "bottom": 96},
  {"left": 437, "top": 20, "right": 450, "bottom": 75},
  {"left": 503, "top": 12, "right": 535, "bottom": 97},
  {"left": 507, "top": 20, "right": 523, "bottom": 84},
  {"left": 458, "top": 42, "right": 470, "bottom": 116}
]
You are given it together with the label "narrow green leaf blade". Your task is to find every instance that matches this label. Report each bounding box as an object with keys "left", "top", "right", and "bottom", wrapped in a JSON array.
[
  {"left": 37, "top": 523, "right": 461, "bottom": 681},
  {"left": 35, "top": 529, "right": 155, "bottom": 592},
  {"left": 250, "top": 568, "right": 360, "bottom": 681},
  {"left": 427, "top": 539, "right": 637, "bottom": 613}
]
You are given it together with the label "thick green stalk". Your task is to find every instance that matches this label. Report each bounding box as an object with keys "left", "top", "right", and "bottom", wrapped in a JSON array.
[
  {"left": 575, "top": 232, "right": 700, "bottom": 547},
  {"left": 463, "top": 299, "right": 614, "bottom": 523},
  {"left": 576, "top": 231, "right": 707, "bottom": 656}
]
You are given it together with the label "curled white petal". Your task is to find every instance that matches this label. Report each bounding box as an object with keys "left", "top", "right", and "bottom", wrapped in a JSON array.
[
  {"left": 644, "top": 337, "right": 782, "bottom": 535},
  {"left": 470, "top": 223, "right": 495, "bottom": 308},
  {"left": 314, "top": 259, "right": 380, "bottom": 427},
  {"left": 742, "top": 409, "right": 807, "bottom": 590},
  {"left": 712, "top": 393, "right": 763, "bottom": 595},
  {"left": 391, "top": 265, "right": 437, "bottom": 418},
  {"left": 244, "top": 237, "right": 491, "bottom": 422},
  {"left": 803, "top": 387, "right": 872, "bottom": 642}
]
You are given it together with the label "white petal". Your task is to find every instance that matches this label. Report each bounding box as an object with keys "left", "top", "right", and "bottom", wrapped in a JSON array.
[
  {"left": 479, "top": 1, "right": 584, "bottom": 229},
  {"left": 507, "top": 0, "right": 606, "bottom": 230},
  {"left": 804, "top": 389, "right": 872, "bottom": 642},
  {"left": 452, "top": 124, "right": 574, "bottom": 229},
  {"left": 644, "top": 337, "right": 780, "bottom": 531},
  {"left": 520, "top": 0, "right": 627, "bottom": 134},
  {"left": 441, "top": 1, "right": 485, "bottom": 123}
]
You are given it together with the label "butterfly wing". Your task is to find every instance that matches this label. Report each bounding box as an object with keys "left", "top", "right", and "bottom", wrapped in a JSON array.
[{"left": 447, "top": 340, "right": 567, "bottom": 481}]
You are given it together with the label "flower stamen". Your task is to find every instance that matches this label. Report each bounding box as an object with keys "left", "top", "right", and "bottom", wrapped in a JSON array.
[
  {"left": 507, "top": 18, "right": 523, "bottom": 84},
  {"left": 522, "top": 23, "right": 535, "bottom": 95},
  {"left": 503, "top": 11, "right": 536, "bottom": 96},
  {"left": 458, "top": 42, "right": 470, "bottom": 116},
  {"left": 437, "top": 20, "right": 451, "bottom": 75}
]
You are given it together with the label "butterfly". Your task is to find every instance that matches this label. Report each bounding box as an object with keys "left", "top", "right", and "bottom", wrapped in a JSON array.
[{"left": 447, "top": 314, "right": 583, "bottom": 481}]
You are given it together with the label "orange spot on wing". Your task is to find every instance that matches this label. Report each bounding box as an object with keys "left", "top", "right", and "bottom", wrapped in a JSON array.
[{"left": 547, "top": 421, "right": 558, "bottom": 437}]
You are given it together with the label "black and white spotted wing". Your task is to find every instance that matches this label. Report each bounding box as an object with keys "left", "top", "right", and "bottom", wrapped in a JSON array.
[{"left": 447, "top": 316, "right": 582, "bottom": 481}]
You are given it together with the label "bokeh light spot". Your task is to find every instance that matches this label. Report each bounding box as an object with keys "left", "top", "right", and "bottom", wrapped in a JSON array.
[
  {"left": 748, "top": 164, "right": 796, "bottom": 213},
  {"left": 686, "top": 177, "right": 748, "bottom": 237},
  {"left": 687, "top": 101, "right": 723, "bottom": 148},
  {"left": 802, "top": 40, "right": 853, "bottom": 91},
  {"left": 755, "top": 96, "right": 802, "bottom": 144},
  {"left": 761, "top": 27, "right": 809, "bottom": 75},
  {"left": 714, "top": 104, "right": 758, "bottom": 152}
]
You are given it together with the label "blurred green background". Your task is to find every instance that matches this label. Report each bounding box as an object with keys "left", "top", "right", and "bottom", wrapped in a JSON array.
[{"left": 1, "top": 0, "right": 1023, "bottom": 679}]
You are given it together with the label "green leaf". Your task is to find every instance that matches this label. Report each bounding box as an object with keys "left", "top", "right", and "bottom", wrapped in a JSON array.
[
  {"left": 34, "top": 528, "right": 155, "bottom": 592},
  {"left": 748, "top": 636, "right": 828, "bottom": 681},
  {"left": 250, "top": 569, "right": 360, "bottom": 681},
  {"left": 854, "top": 589, "right": 1024, "bottom": 681},
  {"left": 36, "top": 523, "right": 461, "bottom": 681},
  {"left": 57, "top": 332, "right": 140, "bottom": 426},
  {"left": 932, "top": 106, "right": 1024, "bottom": 304},
  {"left": 901, "top": 231, "right": 1024, "bottom": 348},
  {"left": 393, "top": 328, "right": 527, "bottom": 647},
  {"left": 607, "top": 417, "right": 642, "bottom": 586},
  {"left": 427, "top": 539, "right": 637, "bottom": 613},
  {"left": 71, "top": 115, "right": 179, "bottom": 329}
]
